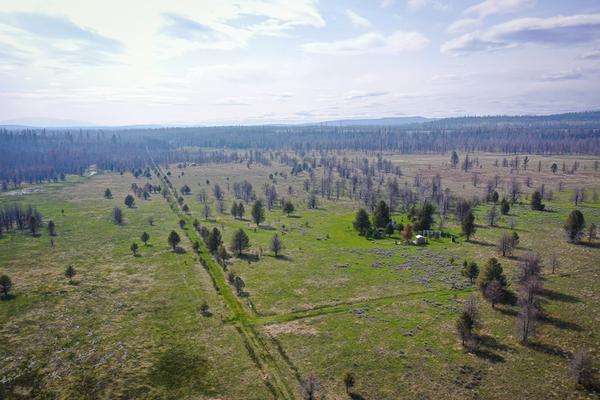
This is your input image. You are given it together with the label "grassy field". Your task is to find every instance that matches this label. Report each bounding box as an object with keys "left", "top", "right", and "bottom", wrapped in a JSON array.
[{"left": 1, "top": 151, "right": 599, "bottom": 399}]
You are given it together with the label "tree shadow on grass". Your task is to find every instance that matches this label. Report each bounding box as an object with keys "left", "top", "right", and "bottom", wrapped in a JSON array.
[
  {"left": 68, "top": 280, "right": 80, "bottom": 286},
  {"left": 469, "top": 240, "right": 495, "bottom": 247},
  {"left": 257, "top": 225, "right": 276, "bottom": 231},
  {"left": 472, "top": 348, "right": 505, "bottom": 363},
  {"left": 528, "top": 341, "right": 572, "bottom": 359},
  {"left": 580, "top": 241, "right": 600, "bottom": 249},
  {"left": 174, "top": 247, "right": 187, "bottom": 254},
  {"left": 32, "top": 233, "right": 42, "bottom": 238},
  {"left": 540, "top": 315, "right": 584, "bottom": 332},
  {"left": 496, "top": 306, "right": 518, "bottom": 317},
  {"left": 238, "top": 253, "right": 260, "bottom": 262},
  {"left": 1, "top": 294, "right": 16, "bottom": 301},
  {"left": 143, "top": 244, "right": 154, "bottom": 248},
  {"left": 540, "top": 288, "right": 581, "bottom": 303},
  {"left": 271, "top": 255, "right": 293, "bottom": 262},
  {"left": 134, "top": 254, "right": 142, "bottom": 258},
  {"left": 349, "top": 393, "right": 367, "bottom": 400},
  {"left": 286, "top": 215, "right": 302, "bottom": 218}
]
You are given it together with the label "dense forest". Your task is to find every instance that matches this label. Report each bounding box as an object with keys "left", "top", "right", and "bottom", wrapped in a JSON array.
[{"left": 2, "top": 111, "right": 599, "bottom": 187}]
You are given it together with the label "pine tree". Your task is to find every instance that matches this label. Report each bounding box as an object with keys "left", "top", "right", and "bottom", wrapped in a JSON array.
[
  {"left": 563, "top": 210, "right": 586, "bottom": 244},
  {"left": 168, "top": 230, "right": 181, "bottom": 250},
  {"left": 250, "top": 200, "right": 265, "bottom": 226},
  {"left": 372, "top": 200, "right": 390, "bottom": 229},
  {"left": 230, "top": 228, "right": 251, "bottom": 255},
  {"left": 141, "top": 231, "right": 150, "bottom": 246},
  {"left": 352, "top": 208, "right": 371, "bottom": 235},
  {"left": 461, "top": 211, "right": 476, "bottom": 241},
  {"left": 530, "top": 190, "right": 545, "bottom": 211},
  {"left": 476, "top": 257, "right": 507, "bottom": 292}
]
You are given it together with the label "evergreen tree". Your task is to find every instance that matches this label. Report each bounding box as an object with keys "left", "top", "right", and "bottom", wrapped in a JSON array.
[
  {"left": 352, "top": 208, "right": 371, "bottom": 235},
  {"left": 47, "top": 220, "right": 55, "bottom": 236},
  {"left": 500, "top": 198, "right": 510, "bottom": 215},
  {"left": 250, "top": 200, "right": 265, "bottom": 226},
  {"left": 65, "top": 266, "right": 76, "bottom": 283},
  {"left": 283, "top": 201, "right": 295, "bottom": 216},
  {"left": 230, "top": 202, "right": 238, "bottom": 218},
  {"left": 130, "top": 242, "right": 138, "bottom": 255},
  {"left": 372, "top": 200, "right": 390, "bottom": 229},
  {"left": 168, "top": 230, "right": 181, "bottom": 250},
  {"left": 413, "top": 202, "right": 435, "bottom": 232},
  {"left": 141, "top": 231, "right": 150, "bottom": 246},
  {"left": 0, "top": 275, "right": 13, "bottom": 295},
  {"left": 124, "top": 194, "right": 135, "bottom": 207},
  {"left": 461, "top": 261, "right": 479, "bottom": 283},
  {"left": 530, "top": 190, "right": 545, "bottom": 211},
  {"left": 476, "top": 257, "right": 507, "bottom": 292},
  {"left": 104, "top": 188, "right": 112, "bottom": 199},
  {"left": 205, "top": 228, "right": 223, "bottom": 253},
  {"left": 563, "top": 210, "right": 586, "bottom": 244},
  {"left": 461, "top": 211, "right": 476, "bottom": 241},
  {"left": 385, "top": 222, "right": 394, "bottom": 237},
  {"left": 231, "top": 228, "right": 251, "bottom": 255}
]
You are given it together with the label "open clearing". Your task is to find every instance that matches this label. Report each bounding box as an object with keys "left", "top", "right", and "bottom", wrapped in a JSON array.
[{"left": 1, "top": 151, "right": 599, "bottom": 399}]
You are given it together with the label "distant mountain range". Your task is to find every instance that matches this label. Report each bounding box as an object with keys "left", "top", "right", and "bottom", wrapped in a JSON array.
[
  {"left": 316, "top": 116, "right": 435, "bottom": 126},
  {"left": 2, "top": 111, "right": 599, "bottom": 130},
  {"left": 0, "top": 117, "right": 98, "bottom": 128}
]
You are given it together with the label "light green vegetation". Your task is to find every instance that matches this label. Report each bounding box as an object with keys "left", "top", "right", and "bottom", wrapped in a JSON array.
[{"left": 1, "top": 152, "right": 600, "bottom": 399}]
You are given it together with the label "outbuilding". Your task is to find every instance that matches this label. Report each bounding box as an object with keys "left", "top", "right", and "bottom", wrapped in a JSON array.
[{"left": 414, "top": 235, "right": 427, "bottom": 245}]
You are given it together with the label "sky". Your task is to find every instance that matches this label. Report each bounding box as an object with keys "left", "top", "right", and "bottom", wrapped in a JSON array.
[{"left": 0, "top": 0, "right": 600, "bottom": 126}]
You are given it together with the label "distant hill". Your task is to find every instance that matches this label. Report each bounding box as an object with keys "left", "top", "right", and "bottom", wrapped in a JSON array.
[
  {"left": 317, "top": 116, "right": 435, "bottom": 126},
  {"left": 0, "top": 117, "right": 98, "bottom": 128},
  {"left": 408, "top": 110, "right": 600, "bottom": 129}
]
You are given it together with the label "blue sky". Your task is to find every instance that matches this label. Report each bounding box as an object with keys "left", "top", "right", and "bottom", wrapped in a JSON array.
[{"left": 0, "top": 0, "right": 599, "bottom": 126}]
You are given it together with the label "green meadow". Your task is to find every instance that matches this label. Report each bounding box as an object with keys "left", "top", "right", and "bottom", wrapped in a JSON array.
[{"left": 1, "top": 152, "right": 599, "bottom": 399}]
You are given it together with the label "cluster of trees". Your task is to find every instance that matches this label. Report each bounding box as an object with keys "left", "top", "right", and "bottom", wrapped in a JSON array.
[{"left": 0, "top": 204, "right": 43, "bottom": 234}]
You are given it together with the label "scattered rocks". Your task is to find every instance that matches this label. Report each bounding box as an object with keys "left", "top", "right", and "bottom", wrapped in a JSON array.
[{"left": 334, "top": 263, "right": 350, "bottom": 268}]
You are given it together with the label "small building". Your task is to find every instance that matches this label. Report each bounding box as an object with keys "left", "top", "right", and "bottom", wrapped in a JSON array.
[{"left": 415, "top": 235, "right": 427, "bottom": 245}]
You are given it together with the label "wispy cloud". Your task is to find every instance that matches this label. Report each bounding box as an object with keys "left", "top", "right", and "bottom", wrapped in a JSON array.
[
  {"left": 0, "top": 11, "right": 125, "bottom": 67},
  {"left": 380, "top": 0, "right": 395, "bottom": 8},
  {"left": 345, "top": 10, "right": 372, "bottom": 28},
  {"left": 407, "top": 0, "right": 448, "bottom": 13},
  {"left": 442, "top": 14, "right": 600, "bottom": 55},
  {"left": 302, "top": 31, "right": 430, "bottom": 56},
  {"left": 464, "top": 0, "right": 537, "bottom": 19},
  {"left": 448, "top": 0, "right": 537, "bottom": 34},
  {"left": 538, "top": 67, "right": 600, "bottom": 82},
  {"left": 345, "top": 90, "right": 388, "bottom": 100},
  {"left": 576, "top": 49, "right": 600, "bottom": 60}
]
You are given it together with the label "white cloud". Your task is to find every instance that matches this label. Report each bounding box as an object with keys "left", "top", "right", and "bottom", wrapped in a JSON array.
[
  {"left": 380, "top": 0, "right": 395, "bottom": 8},
  {"left": 0, "top": 11, "right": 125, "bottom": 67},
  {"left": 447, "top": 18, "right": 482, "bottom": 34},
  {"left": 302, "top": 31, "right": 430, "bottom": 56},
  {"left": 345, "top": 10, "right": 372, "bottom": 28},
  {"left": 407, "top": 0, "right": 448, "bottom": 13},
  {"left": 447, "top": 0, "right": 537, "bottom": 34},
  {"left": 463, "top": 0, "right": 537, "bottom": 19},
  {"left": 442, "top": 14, "right": 600, "bottom": 55},
  {"left": 577, "top": 50, "right": 600, "bottom": 60},
  {"left": 212, "top": 96, "right": 257, "bottom": 105},
  {"left": 538, "top": 66, "right": 600, "bottom": 81},
  {"left": 345, "top": 90, "right": 388, "bottom": 100}
]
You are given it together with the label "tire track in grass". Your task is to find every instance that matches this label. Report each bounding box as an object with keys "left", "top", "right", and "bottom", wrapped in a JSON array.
[{"left": 147, "top": 150, "right": 294, "bottom": 399}]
